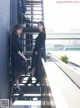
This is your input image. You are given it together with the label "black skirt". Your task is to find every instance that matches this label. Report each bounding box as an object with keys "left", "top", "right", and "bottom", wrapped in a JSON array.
[{"left": 13, "top": 61, "right": 27, "bottom": 80}]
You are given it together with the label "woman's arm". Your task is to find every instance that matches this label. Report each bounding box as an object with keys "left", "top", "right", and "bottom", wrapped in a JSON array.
[
  {"left": 18, "top": 51, "right": 27, "bottom": 62},
  {"left": 12, "top": 36, "right": 27, "bottom": 61}
]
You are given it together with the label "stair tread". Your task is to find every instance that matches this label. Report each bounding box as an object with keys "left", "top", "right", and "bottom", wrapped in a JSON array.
[
  {"left": 12, "top": 86, "right": 41, "bottom": 94},
  {"left": 26, "top": 5, "right": 42, "bottom": 7},
  {"left": 25, "top": 10, "right": 42, "bottom": 11},
  {"left": 25, "top": 14, "right": 42, "bottom": 15},
  {"left": 26, "top": 1, "right": 42, "bottom": 4},
  {"left": 12, "top": 93, "right": 41, "bottom": 96},
  {"left": 12, "top": 94, "right": 41, "bottom": 96},
  {"left": 11, "top": 96, "right": 41, "bottom": 101}
]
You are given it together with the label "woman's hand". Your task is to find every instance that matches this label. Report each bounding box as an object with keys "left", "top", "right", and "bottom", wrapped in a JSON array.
[
  {"left": 23, "top": 51, "right": 27, "bottom": 56},
  {"left": 35, "top": 51, "right": 38, "bottom": 55},
  {"left": 18, "top": 51, "right": 27, "bottom": 62},
  {"left": 24, "top": 58, "right": 27, "bottom": 62}
]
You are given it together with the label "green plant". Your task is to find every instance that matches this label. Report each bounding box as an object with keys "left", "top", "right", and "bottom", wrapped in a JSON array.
[{"left": 59, "top": 55, "right": 68, "bottom": 64}]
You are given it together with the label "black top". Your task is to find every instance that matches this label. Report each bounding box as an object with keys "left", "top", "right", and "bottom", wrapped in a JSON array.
[
  {"left": 34, "top": 31, "right": 45, "bottom": 53},
  {"left": 11, "top": 33, "right": 23, "bottom": 65},
  {"left": 31, "top": 31, "right": 46, "bottom": 68}
]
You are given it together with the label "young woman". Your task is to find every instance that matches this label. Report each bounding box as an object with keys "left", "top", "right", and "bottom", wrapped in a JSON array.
[
  {"left": 25, "top": 21, "right": 46, "bottom": 86},
  {"left": 11, "top": 24, "right": 27, "bottom": 95}
]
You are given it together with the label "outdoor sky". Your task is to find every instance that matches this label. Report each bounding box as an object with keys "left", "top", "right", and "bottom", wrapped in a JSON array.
[{"left": 44, "top": 0, "right": 80, "bottom": 33}]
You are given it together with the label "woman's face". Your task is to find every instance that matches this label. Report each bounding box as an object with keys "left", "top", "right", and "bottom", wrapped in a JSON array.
[
  {"left": 38, "top": 23, "right": 43, "bottom": 31},
  {"left": 17, "top": 29, "right": 23, "bottom": 36}
]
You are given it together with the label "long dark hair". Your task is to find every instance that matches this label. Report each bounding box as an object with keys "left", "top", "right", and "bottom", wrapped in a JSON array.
[
  {"left": 12, "top": 24, "right": 23, "bottom": 35},
  {"left": 38, "top": 21, "right": 46, "bottom": 39}
]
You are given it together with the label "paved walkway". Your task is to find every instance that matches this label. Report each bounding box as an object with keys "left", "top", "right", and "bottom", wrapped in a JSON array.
[{"left": 43, "top": 60, "right": 80, "bottom": 108}]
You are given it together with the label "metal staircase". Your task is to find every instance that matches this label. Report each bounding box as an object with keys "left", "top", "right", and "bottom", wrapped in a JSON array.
[{"left": 9, "top": 0, "right": 44, "bottom": 107}]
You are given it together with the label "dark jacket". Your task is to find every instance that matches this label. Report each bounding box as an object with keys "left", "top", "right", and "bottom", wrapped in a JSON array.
[
  {"left": 11, "top": 33, "right": 23, "bottom": 65},
  {"left": 31, "top": 31, "right": 46, "bottom": 68}
]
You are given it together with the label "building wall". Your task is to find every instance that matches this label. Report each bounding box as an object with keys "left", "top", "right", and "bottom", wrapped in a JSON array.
[
  {"left": 0, "top": 0, "right": 18, "bottom": 99},
  {"left": 0, "top": 0, "right": 10, "bottom": 98},
  {"left": 10, "top": 0, "right": 18, "bottom": 29}
]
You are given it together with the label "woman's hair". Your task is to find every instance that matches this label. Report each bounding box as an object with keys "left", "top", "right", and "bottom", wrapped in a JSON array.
[
  {"left": 12, "top": 24, "right": 23, "bottom": 35},
  {"left": 38, "top": 21, "right": 46, "bottom": 39}
]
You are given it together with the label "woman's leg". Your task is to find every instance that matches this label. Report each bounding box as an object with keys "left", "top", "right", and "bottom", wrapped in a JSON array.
[
  {"left": 15, "top": 79, "right": 20, "bottom": 89},
  {"left": 15, "top": 71, "right": 20, "bottom": 89},
  {"left": 34, "top": 66, "right": 41, "bottom": 85},
  {"left": 25, "top": 66, "right": 36, "bottom": 86},
  {"left": 33, "top": 55, "right": 41, "bottom": 85},
  {"left": 30, "top": 50, "right": 36, "bottom": 77},
  {"left": 25, "top": 51, "right": 36, "bottom": 85},
  {"left": 25, "top": 67, "right": 35, "bottom": 86},
  {"left": 15, "top": 74, "right": 24, "bottom": 95},
  {"left": 31, "top": 67, "right": 35, "bottom": 77}
]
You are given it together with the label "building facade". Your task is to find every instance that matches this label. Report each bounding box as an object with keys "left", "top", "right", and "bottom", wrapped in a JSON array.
[{"left": 0, "top": 0, "right": 17, "bottom": 98}]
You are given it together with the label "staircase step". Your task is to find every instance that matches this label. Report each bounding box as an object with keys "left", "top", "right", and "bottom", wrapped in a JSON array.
[
  {"left": 12, "top": 100, "right": 41, "bottom": 105},
  {"left": 25, "top": 14, "right": 42, "bottom": 15},
  {"left": 23, "top": 27, "right": 39, "bottom": 33},
  {"left": 26, "top": 5, "right": 42, "bottom": 7},
  {"left": 25, "top": 10, "right": 42, "bottom": 12},
  {"left": 12, "top": 86, "right": 41, "bottom": 94},
  {"left": 23, "top": 21, "right": 39, "bottom": 24},
  {"left": 21, "top": 86, "right": 41, "bottom": 93},
  {"left": 26, "top": 1, "right": 42, "bottom": 4},
  {"left": 12, "top": 94, "right": 41, "bottom": 97},
  {"left": 11, "top": 96, "right": 41, "bottom": 102}
]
